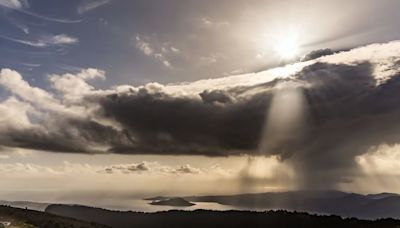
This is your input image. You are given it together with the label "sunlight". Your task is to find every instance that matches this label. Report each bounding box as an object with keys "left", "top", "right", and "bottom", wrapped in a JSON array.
[
  {"left": 259, "top": 81, "right": 309, "bottom": 156},
  {"left": 275, "top": 35, "right": 300, "bottom": 59}
]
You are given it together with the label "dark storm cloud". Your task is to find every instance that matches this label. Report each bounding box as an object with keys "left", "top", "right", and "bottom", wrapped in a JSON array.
[
  {"left": 265, "top": 62, "right": 400, "bottom": 188},
  {"left": 100, "top": 85, "right": 270, "bottom": 156},
  {"left": 2, "top": 41, "right": 400, "bottom": 187},
  {"left": 0, "top": 118, "right": 121, "bottom": 153},
  {"left": 301, "top": 48, "right": 335, "bottom": 61},
  {"left": 95, "top": 61, "right": 400, "bottom": 188}
]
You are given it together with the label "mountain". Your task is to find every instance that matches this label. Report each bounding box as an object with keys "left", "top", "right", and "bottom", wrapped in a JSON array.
[
  {"left": 0, "top": 205, "right": 109, "bottom": 228},
  {"left": 45, "top": 204, "right": 400, "bottom": 228},
  {"left": 366, "top": 193, "right": 400, "bottom": 200},
  {"left": 149, "top": 197, "right": 195, "bottom": 207},
  {"left": 182, "top": 190, "right": 400, "bottom": 219}
]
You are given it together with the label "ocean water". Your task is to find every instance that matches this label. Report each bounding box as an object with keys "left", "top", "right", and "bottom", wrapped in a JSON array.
[{"left": 98, "top": 199, "right": 237, "bottom": 212}]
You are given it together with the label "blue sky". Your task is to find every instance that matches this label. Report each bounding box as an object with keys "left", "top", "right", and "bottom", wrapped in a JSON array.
[{"left": 2, "top": 0, "right": 400, "bottom": 90}]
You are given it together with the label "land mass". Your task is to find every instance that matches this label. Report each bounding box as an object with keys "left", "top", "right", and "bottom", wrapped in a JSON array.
[
  {"left": 149, "top": 197, "right": 195, "bottom": 207},
  {"left": 181, "top": 190, "right": 400, "bottom": 219},
  {"left": 0, "top": 205, "right": 109, "bottom": 228},
  {"left": 45, "top": 204, "right": 400, "bottom": 228}
]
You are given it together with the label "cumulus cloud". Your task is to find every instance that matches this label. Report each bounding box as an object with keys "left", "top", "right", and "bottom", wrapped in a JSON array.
[
  {"left": 2, "top": 41, "right": 400, "bottom": 188},
  {"left": 0, "top": 160, "right": 213, "bottom": 178},
  {"left": 100, "top": 162, "right": 201, "bottom": 175},
  {"left": 0, "top": 68, "right": 118, "bottom": 153},
  {"left": 173, "top": 164, "right": 201, "bottom": 174}
]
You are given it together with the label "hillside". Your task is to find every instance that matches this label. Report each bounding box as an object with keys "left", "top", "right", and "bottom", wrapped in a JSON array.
[
  {"left": 0, "top": 200, "right": 49, "bottom": 211},
  {"left": 0, "top": 205, "right": 109, "bottom": 228},
  {"left": 45, "top": 204, "right": 400, "bottom": 228}
]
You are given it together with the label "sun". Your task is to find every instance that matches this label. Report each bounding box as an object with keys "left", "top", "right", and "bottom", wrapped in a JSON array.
[{"left": 275, "top": 35, "right": 299, "bottom": 59}]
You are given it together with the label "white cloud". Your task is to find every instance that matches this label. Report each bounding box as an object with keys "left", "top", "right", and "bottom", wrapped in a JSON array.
[
  {"left": 135, "top": 35, "right": 154, "bottom": 56},
  {"left": 49, "top": 68, "right": 105, "bottom": 102},
  {"left": 135, "top": 35, "right": 177, "bottom": 68},
  {"left": 0, "top": 34, "right": 78, "bottom": 47},
  {"left": 0, "top": 0, "right": 28, "bottom": 9},
  {"left": 0, "top": 69, "right": 59, "bottom": 108},
  {"left": 43, "top": 34, "right": 79, "bottom": 45},
  {"left": 0, "top": 97, "right": 34, "bottom": 130},
  {"left": 200, "top": 17, "right": 229, "bottom": 28},
  {"left": 0, "top": 67, "right": 123, "bottom": 154},
  {"left": 101, "top": 162, "right": 202, "bottom": 175},
  {"left": 173, "top": 164, "right": 201, "bottom": 174},
  {"left": 78, "top": 0, "right": 110, "bottom": 14}
]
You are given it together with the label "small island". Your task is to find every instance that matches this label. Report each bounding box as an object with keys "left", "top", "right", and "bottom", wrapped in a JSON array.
[{"left": 149, "top": 197, "right": 195, "bottom": 207}]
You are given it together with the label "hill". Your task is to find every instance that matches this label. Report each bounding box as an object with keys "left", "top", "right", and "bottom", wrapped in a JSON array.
[
  {"left": 45, "top": 204, "right": 400, "bottom": 228},
  {"left": 0, "top": 205, "right": 109, "bottom": 228},
  {"left": 0, "top": 200, "right": 49, "bottom": 211}
]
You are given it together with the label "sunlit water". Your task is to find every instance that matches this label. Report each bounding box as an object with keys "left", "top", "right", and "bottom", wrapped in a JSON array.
[{"left": 97, "top": 200, "right": 239, "bottom": 212}]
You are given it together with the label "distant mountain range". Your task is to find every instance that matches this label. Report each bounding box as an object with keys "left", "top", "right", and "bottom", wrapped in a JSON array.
[
  {"left": 141, "top": 190, "right": 400, "bottom": 219},
  {"left": 181, "top": 190, "right": 400, "bottom": 219}
]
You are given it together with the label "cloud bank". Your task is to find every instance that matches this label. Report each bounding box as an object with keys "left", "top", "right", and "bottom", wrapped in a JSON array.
[{"left": 2, "top": 41, "right": 400, "bottom": 188}]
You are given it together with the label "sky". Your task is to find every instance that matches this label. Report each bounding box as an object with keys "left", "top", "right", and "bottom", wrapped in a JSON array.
[{"left": 2, "top": 0, "right": 400, "bottom": 208}]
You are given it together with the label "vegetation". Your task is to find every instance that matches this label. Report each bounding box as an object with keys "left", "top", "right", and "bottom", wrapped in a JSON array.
[
  {"left": 46, "top": 204, "right": 400, "bottom": 228},
  {"left": 0, "top": 205, "right": 109, "bottom": 228}
]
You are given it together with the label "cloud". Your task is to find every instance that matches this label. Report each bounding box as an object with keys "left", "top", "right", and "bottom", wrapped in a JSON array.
[
  {"left": 0, "top": 158, "right": 259, "bottom": 204},
  {"left": 49, "top": 68, "right": 105, "bottom": 102},
  {"left": 0, "top": 160, "right": 205, "bottom": 177},
  {"left": 100, "top": 162, "right": 201, "bottom": 175},
  {"left": 78, "top": 0, "right": 110, "bottom": 14},
  {"left": 2, "top": 41, "right": 400, "bottom": 188},
  {"left": 0, "top": 0, "right": 28, "bottom": 9},
  {"left": 0, "top": 1, "right": 80, "bottom": 23},
  {"left": 301, "top": 48, "right": 335, "bottom": 61},
  {"left": 103, "top": 162, "right": 151, "bottom": 174},
  {"left": 135, "top": 35, "right": 176, "bottom": 68},
  {"left": 0, "top": 34, "right": 78, "bottom": 47},
  {"left": 0, "top": 68, "right": 117, "bottom": 153},
  {"left": 200, "top": 17, "right": 229, "bottom": 29},
  {"left": 43, "top": 34, "right": 79, "bottom": 45},
  {"left": 173, "top": 164, "right": 201, "bottom": 174}
]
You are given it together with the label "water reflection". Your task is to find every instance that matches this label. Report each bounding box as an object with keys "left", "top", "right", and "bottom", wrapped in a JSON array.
[{"left": 98, "top": 200, "right": 236, "bottom": 212}]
